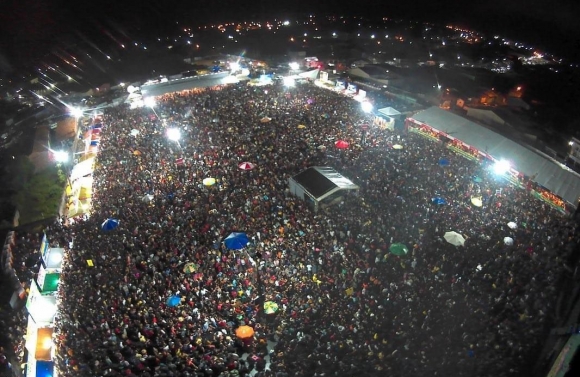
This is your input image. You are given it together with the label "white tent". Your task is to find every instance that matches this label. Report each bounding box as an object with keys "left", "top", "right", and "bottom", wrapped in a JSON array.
[
  {"left": 44, "top": 248, "right": 64, "bottom": 269},
  {"left": 70, "top": 157, "right": 95, "bottom": 182},
  {"left": 410, "top": 106, "right": 580, "bottom": 205},
  {"left": 378, "top": 107, "right": 402, "bottom": 118}
]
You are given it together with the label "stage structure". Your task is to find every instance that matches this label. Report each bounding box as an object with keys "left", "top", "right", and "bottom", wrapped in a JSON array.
[{"left": 289, "top": 167, "right": 359, "bottom": 212}]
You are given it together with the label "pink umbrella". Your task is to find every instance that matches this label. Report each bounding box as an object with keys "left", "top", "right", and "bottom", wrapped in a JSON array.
[
  {"left": 238, "top": 162, "right": 256, "bottom": 170},
  {"left": 335, "top": 140, "right": 349, "bottom": 149}
]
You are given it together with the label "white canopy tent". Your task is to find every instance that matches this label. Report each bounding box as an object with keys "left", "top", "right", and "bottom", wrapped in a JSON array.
[{"left": 410, "top": 106, "right": 580, "bottom": 205}]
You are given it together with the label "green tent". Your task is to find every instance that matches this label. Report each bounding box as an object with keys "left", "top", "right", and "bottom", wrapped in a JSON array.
[{"left": 43, "top": 273, "right": 60, "bottom": 293}]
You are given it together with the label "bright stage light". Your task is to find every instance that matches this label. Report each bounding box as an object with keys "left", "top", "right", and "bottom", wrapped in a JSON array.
[
  {"left": 229, "top": 62, "right": 240, "bottom": 71},
  {"left": 289, "top": 62, "right": 300, "bottom": 70},
  {"left": 492, "top": 159, "right": 510, "bottom": 175},
  {"left": 361, "top": 101, "right": 373, "bottom": 113},
  {"left": 283, "top": 77, "right": 295, "bottom": 87},
  {"left": 144, "top": 97, "right": 156, "bottom": 108},
  {"left": 166, "top": 128, "right": 181, "bottom": 141}
]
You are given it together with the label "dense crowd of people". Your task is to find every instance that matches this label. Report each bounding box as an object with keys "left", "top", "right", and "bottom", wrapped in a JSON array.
[{"left": 39, "top": 82, "right": 578, "bottom": 377}]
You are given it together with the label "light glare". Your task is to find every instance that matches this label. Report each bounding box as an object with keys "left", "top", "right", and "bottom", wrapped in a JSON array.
[
  {"left": 492, "top": 159, "right": 510, "bottom": 175},
  {"left": 53, "top": 150, "right": 69, "bottom": 163},
  {"left": 283, "top": 77, "right": 295, "bottom": 87},
  {"left": 144, "top": 97, "right": 156, "bottom": 108},
  {"left": 361, "top": 101, "right": 373, "bottom": 113},
  {"left": 166, "top": 128, "right": 181, "bottom": 141}
]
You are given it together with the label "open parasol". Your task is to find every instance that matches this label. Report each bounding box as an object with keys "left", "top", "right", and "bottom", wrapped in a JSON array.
[
  {"left": 389, "top": 243, "right": 409, "bottom": 256},
  {"left": 470, "top": 196, "right": 483, "bottom": 207},
  {"left": 235, "top": 325, "right": 255, "bottom": 339},
  {"left": 183, "top": 262, "right": 199, "bottom": 274},
  {"left": 203, "top": 178, "right": 216, "bottom": 186},
  {"left": 264, "top": 301, "right": 279, "bottom": 314},
  {"left": 238, "top": 162, "right": 256, "bottom": 170}
]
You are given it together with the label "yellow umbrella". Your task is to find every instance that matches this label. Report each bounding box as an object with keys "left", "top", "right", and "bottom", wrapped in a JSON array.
[
  {"left": 203, "top": 178, "right": 216, "bottom": 186},
  {"left": 264, "top": 301, "right": 279, "bottom": 314},
  {"left": 133, "top": 150, "right": 142, "bottom": 156},
  {"left": 297, "top": 124, "right": 306, "bottom": 129},
  {"left": 470, "top": 196, "right": 483, "bottom": 207},
  {"left": 392, "top": 144, "right": 404, "bottom": 150},
  {"left": 183, "top": 263, "right": 198, "bottom": 273}
]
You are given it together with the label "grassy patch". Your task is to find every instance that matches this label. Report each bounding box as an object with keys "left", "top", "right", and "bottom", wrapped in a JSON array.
[{"left": 13, "top": 164, "right": 66, "bottom": 225}]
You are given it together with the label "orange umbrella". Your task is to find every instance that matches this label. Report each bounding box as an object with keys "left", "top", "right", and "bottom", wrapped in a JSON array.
[{"left": 235, "top": 325, "right": 255, "bottom": 339}]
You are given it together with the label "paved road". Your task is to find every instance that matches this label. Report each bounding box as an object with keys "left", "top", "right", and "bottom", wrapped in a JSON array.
[{"left": 140, "top": 72, "right": 230, "bottom": 97}]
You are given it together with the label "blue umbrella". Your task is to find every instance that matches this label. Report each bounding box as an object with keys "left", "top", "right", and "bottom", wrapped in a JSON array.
[
  {"left": 166, "top": 295, "right": 181, "bottom": 307},
  {"left": 224, "top": 232, "right": 249, "bottom": 250},
  {"left": 101, "top": 218, "right": 119, "bottom": 231},
  {"left": 431, "top": 197, "right": 447, "bottom": 205},
  {"left": 439, "top": 158, "right": 450, "bottom": 166}
]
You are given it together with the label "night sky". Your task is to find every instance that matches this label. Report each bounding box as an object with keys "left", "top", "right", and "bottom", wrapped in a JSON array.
[{"left": 1, "top": 0, "right": 580, "bottom": 74}]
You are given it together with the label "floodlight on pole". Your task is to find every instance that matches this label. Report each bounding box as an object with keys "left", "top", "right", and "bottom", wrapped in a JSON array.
[
  {"left": 53, "top": 150, "right": 69, "bottom": 163},
  {"left": 68, "top": 106, "right": 83, "bottom": 118},
  {"left": 283, "top": 77, "right": 295, "bottom": 87},
  {"left": 361, "top": 101, "right": 373, "bottom": 113},
  {"left": 166, "top": 128, "right": 181, "bottom": 142},
  {"left": 492, "top": 159, "right": 510, "bottom": 175},
  {"left": 144, "top": 97, "right": 156, "bottom": 108}
]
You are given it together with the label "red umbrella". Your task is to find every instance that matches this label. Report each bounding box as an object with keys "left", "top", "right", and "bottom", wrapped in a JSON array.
[
  {"left": 335, "top": 140, "right": 349, "bottom": 149},
  {"left": 238, "top": 162, "right": 255, "bottom": 170}
]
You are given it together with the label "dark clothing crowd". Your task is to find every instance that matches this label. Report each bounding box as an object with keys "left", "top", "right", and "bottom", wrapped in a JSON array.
[{"left": 42, "top": 82, "right": 577, "bottom": 377}]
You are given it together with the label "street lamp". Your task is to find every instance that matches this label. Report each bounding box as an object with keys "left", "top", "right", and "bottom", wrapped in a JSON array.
[
  {"left": 492, "top": 159, "right": 510, "bottom": 175},
  {"left": 283, "top": 76, "right": 295, "bottom": 87},
  {"left": 144, "top": 97, "right": 156, "bottom": 108},
  {"left": 67, "top": 105, "right": 83, "bottom": 119},
  {"left": 361, "top": 101, "right": 373, "bottom": 113},
  {"left": 53, "top": 150, "right": 69, "bottom": 163},
  {"left": 166, "top": 128, "right": 181, "bottom": 142}
]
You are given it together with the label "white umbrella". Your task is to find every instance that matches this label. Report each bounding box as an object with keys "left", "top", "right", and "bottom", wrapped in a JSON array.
[
  {"left": 130, "top": 129, "right": 140, "bottom": 136},
  {"left": 470, "top": 196, "right": 483, "bottom": 207},
  {"left": 142, "top": 194, "right": 154, "bottom": 202},
  {"left": 507, "top": 222, "right": 517, "bottom": 229},
  {"left": 444, "top": 231, "right": 466, "bottom": 246},
  {"left": 503, "top": 237, "right": 514, "bottom": 246}
]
